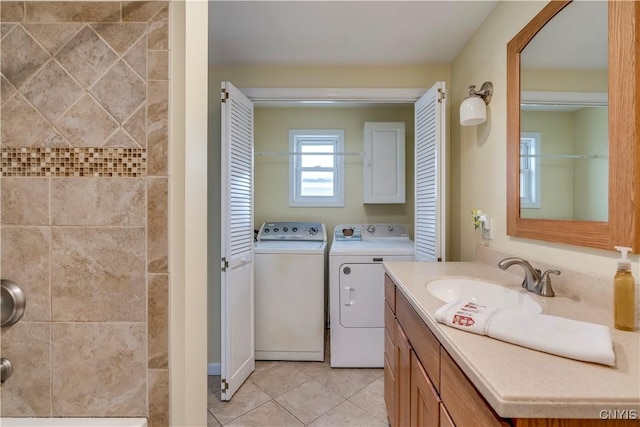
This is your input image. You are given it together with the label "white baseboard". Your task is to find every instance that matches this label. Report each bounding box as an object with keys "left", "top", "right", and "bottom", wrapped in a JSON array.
[{"left": 208, "top": 363, "right": 221, "bottom": 376}]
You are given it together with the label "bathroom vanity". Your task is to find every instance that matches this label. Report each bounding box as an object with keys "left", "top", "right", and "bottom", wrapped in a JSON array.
[{"left": 383, "top": 261, "right": 640, "bottom": 427}]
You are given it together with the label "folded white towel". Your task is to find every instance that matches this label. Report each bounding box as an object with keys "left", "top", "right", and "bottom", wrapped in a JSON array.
[{"left": 435, "top": 301, "right": 616, "bottom": 366}]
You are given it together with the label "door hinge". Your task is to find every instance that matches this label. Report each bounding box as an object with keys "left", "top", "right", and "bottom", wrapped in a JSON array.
[
  {"left": 221, "top": 89, "right": 229, "bottom": 103},
  {"left": 221, "top": 379, "right": 228, "bottom": 392},
  {"left": 438, "top": 88, "right": 445, "bottom": 103},
  {"left": 221, "top": 257, "right": 229, "bottom": 271}
]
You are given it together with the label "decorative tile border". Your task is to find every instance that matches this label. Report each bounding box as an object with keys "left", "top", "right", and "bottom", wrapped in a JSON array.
[{"left": 1, "top": 147, "right": 146, "bottom": 177}]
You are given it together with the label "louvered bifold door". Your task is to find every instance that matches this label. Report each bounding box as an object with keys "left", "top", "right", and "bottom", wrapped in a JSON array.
[
  {"left": 414, "top": 82, "right": 447, "bottom": 262},
  {"left": 220, "top": 81, "right": 255, "bottom": 400}
]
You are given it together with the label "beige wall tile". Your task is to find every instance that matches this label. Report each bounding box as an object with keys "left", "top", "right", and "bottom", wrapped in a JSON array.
[
  {"left": 55, "top": 94, "right": 118, "bottom": 147},
  {"left": 1, "top": 178, "right": 50, "bottom": 225},
  {"left": 148, "top": 274, "right": 168, "bottom": 369},
  {"left": 148, "top": 50, "right": 168, "bottom": 80},
  {"left": 1, "top": 25, "right": 50, "bottom": 91},
  {"left": 148, "top": 178, "right": 168, "bottom": 272},
  {"left": 1, "top": 2, "right": 25, "bottom": 22},
  {"left": 122, "top": 1, "right": 167, "bottom": 23},
  {"left": 22, "top": 23, "right": 84, "bottom": 55},
  {"left": 0, "top": 322, "right": 52, "bottom": 416},
  {"left": 1, "top": 93, "right": 52, "bottom": 147},
  {"left": 51, "top": 227, "right": 146, "bottom": 321},
  {"left": 1, "top": 227, "right": 51, "bottom": 321},
  {"left": 51, "top": 178, "right": 145, "bottom": 225},
  {"left": 123, "top": 35, "right": 147, "bottom": 79},
  {"left": 51, "top": 323, "right": 146, "bottom": 416},
  {"left": 21, "top": 60, "right": 84, "bottom": 122},
  {"left": 0, "top": 0, "right": 171, "bottom": 418},
  {"left": 148, "top": 81, "right": 168, "bottom": 176},
  {"left": 123, "top": 103, "right": 147, "bottom": 147},
  {"left": 25, "top": 2, "right": 120, "bottom": 23},
  {"left": 103, "top": 128, "right": 141, "bottom": 148},
  {"left": 147, "top": 4, "right": 168, "bottom": 50},
  {"left": 91, "top": 23, "right": 146, "bottom": 55},
  {"left": 1, "top": 23, "right": 17, "bottom": 38},
  {"left": 90, "top": 60, "right": 146, "bottom": 124},
  {"left": 148, "top": 369, "right": 170, "bottom": 427},
  {"left": 1, "top": 74, "right": 17, "bottom": 103},
  {"left": 147, "top": 119, "right": 168, "bottom": 175},
  {"left": 55, "top": 26, "right": 118, "bottom": 88}
]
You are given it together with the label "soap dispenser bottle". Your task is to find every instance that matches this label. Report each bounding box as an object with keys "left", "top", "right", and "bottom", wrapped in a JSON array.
[{"left": 614, "top": 246, "right": 636, "bottom": 331}]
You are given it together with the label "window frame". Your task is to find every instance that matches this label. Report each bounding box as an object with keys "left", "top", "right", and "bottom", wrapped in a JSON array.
[
  {"left": 520, "top": 132, "right": 541, "bottom": 209},
  {"left": 288, "top": 129, "right": 345, "bottom": 207}
]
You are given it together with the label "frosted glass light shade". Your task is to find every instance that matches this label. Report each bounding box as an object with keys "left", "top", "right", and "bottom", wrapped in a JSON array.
[{"left": 460, "top": 96, "right": 487, "bottom": 126}]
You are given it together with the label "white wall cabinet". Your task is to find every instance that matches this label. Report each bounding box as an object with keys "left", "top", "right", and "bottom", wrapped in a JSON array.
[{"left": 363, "top": 122, "right": 406, "bottom": 204}]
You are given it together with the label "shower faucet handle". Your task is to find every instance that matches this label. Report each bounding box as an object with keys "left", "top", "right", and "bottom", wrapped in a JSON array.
[{"left": 0, "top": 358, "right": 13, "bottom": 382}]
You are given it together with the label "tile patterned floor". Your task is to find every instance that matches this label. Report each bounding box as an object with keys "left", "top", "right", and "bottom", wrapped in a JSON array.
[{"left": 207, "top": 341, "right": 387, "bottom": 427}]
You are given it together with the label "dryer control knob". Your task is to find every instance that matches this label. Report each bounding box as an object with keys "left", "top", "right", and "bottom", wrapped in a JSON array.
[
  {"left": 387, "top": 225, "right": 394, "bottom": 232},
  {"left": 367, "top": 225, "right": 376, "bottom": 233},
  {"left": 308, "top": 226, "right": 318, "bottom": 235}
]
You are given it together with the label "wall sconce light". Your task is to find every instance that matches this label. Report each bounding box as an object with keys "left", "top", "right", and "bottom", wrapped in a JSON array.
[{"left": 460, "top": 81, "right": 493, "bottom": 126}]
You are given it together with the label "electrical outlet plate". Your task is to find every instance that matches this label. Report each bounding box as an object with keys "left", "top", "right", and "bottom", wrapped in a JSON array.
[{"left": 482, "top": 218, "right": 494, "bottom": 240}]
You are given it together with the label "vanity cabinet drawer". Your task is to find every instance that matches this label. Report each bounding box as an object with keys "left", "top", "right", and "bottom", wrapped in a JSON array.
[
  {"left": 384, "top": 323, "right": 395, "bottom": 369},
  {"left": 384, "top": 300, "right": 395, "bottom": 342},
  {"left": 396, "top": 290, "right": 440, "bottom": 391},
  {"left": 440, "top": 349, "right": 508, "bottom": 427},
  {"left": 384, "top": 273, "right": 396, "bottom": 311}
]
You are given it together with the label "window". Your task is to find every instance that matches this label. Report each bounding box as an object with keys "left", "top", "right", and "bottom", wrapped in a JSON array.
[
  {"left": 520, "top": 132, "right": 541, "bottom": 208},
  {"left": 289, "top": 129, "right": 344, "bottom": 207}
]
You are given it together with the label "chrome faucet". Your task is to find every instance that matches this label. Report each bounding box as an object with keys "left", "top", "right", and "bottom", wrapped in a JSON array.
[{"left": 498, "top": 257, "right": 560, "bottom": 297}]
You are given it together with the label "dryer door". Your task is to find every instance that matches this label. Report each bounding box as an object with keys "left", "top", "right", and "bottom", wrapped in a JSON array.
[{"left": 339, "top": 262, "right": 384, "bottom": 328}]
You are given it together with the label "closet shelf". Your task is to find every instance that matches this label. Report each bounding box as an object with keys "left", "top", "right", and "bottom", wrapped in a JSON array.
[
  {"left": 255, "top": 151, "right": 363, "bottom": 156},
  {"left": 520, "top": 154, "right": 608, "bottom": 159}
]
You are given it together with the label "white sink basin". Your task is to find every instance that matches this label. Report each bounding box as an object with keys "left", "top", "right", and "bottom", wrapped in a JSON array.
[{"left": 426, "top": 278, "right": 542, "bottom": 313}]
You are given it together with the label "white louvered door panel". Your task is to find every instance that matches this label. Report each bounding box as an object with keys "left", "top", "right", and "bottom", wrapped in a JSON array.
[
  {"left": 414, "top": 82, "right": 447, "bottom": 262},
  {"left": 221, "top": 81, "right": 255, "bottom": 400}
]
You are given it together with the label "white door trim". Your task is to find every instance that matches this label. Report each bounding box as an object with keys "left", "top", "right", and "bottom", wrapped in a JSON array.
[{"left": 170, "top": 2, "right": 209, "bottom": 426}]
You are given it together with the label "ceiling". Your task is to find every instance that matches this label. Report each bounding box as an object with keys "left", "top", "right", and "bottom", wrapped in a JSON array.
[{"left": 208, "top": 1, "right": 498, "bottom": 66}]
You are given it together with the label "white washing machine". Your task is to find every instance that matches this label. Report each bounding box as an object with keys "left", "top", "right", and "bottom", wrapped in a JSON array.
[
  {"left": 329, "top": 223, "right": 414, "bottom": 367},
  {"left": 254, "top": 221, "right": 327, "bottom": 361}
]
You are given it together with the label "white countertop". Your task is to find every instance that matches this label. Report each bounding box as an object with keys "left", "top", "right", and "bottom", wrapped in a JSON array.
[{"left": 383, "top": 261, "right": 640, "bottom": 419}]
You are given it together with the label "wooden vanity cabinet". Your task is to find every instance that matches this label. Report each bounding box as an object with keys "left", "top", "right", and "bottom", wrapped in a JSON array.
[
  {"left": 384, "top": 273, "right": 507, "bottom": 427},
  {"left": 384, "top": 273, "right": 639, "bottom": 427}
]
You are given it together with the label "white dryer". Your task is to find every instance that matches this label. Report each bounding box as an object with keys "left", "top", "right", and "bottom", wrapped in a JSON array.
[
  {"left": 329, "top": 224, "right": 414, "bottom": 367},
  {"left": 254, "top": 221, "right": 327, "bottom": 361}
]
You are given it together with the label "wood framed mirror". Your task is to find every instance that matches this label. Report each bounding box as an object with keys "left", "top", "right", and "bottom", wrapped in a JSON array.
[{"left": 507, "top": 0, "right": 640, "bottom": 252}]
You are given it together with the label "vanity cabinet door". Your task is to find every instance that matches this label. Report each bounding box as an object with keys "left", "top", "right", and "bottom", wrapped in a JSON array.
[
  {"left": 396, "top": 320, "right": 412, "bottom": 427},
  {"left": 384, "top": 299, "right": 396, "bottom": 425},
  {"left": 440, "top": 349, "right": 508, "bottom": 427},
  {"left": 396, "top": 290, "right": 441, "bottom": 391},
  {"left": 384, "top": 351, "right": 396, "bottom": 426},
  {"left": 440, "top": 404, "right": 456, "bottom": 427},
  {"left": 411, "top": 350, "right": 441, "bottom": 426}
]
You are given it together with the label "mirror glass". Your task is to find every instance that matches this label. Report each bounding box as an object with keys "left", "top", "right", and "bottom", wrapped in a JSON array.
[{"left": 519, "top": 1, "right": 608, "bottom": 221}]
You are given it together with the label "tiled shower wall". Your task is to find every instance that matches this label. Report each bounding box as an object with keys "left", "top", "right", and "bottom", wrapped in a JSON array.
[{"left": 0, "top": 2, "right": 169, "bottom": 425}]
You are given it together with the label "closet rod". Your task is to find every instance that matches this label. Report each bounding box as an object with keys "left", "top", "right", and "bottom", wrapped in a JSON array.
[
  {"left": 255, "top": 151, "right": 363, "bottom": 156},
  {"left": 520, "top": 154, "right": 607, "bottom": 159}
]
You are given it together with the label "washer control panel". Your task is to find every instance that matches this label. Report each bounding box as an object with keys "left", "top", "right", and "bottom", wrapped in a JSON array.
[
  {"left": 258, "top": 222, "right": 326, "bottom": 241},
  {"left": 334, "top": 223, "right": 409, "bottom": 241}
]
